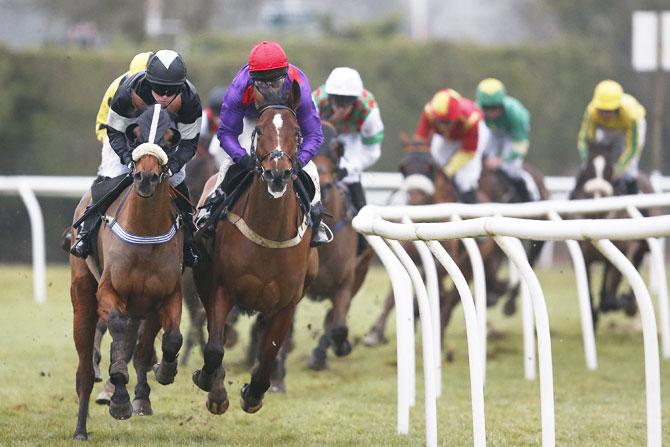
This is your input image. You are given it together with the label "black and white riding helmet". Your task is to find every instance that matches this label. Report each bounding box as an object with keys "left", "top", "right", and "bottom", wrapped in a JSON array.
[{"left": 146, "top": 50, "right": 187, "bottom": 86}]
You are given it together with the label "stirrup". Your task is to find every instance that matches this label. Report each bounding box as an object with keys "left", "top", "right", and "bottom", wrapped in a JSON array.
[
  {"left": 70, "top": 236, "right": 90, "bottom": 259},
  {"left": 310, "top": 222, "right": 333, "bottom": 247}
]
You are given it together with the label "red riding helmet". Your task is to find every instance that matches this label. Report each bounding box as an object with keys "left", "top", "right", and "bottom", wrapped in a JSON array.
[
  {"left": 424, "top": 89, "right": 462, "bottom": 122},
  {"left": 248, "top": 41, "right": 289, "bottom": 80}
]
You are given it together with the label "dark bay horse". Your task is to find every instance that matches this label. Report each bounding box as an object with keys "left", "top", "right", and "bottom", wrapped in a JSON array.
[
  {"left": 303, "top": 122, "right": 374, "bottom": 371},
  {"left": 363, "top": 142, "right": 503, "bottom": 357},
  {"left": 70, "top": 105, "right": 184, "bottom": 440},
  {"left": 570, "top": 140, "right": 652, "bottom": 326},
  {"left": 192, "top": 81, "right": 319, "bottom": 414},
  {"left": 477, "top": 162, "right": 549, "bottom": 315}
]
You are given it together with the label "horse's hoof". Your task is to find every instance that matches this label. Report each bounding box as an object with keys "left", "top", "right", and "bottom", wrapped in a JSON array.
[
  {"left": 307, "top": 350, "right": 327, "bottom": 371},
  {"left": 109, "top": 400, "right": 132, "bottom": 420},
  {"left": 445, "top": 350, "right": 455, "bottom": 363},
  {"left": 503, "top": 299, "right": 517, "bottom": 316},
  {"left": 93, "top": 366, "right": 103, "bottom": 383},
  {"left": 153, "top": 360, "right": 178, "bottom": 385},
  {"left": 240, "top": 384, "right": 263, "bottom": 414},
  {"left": 206, "top": 396, "right": 229, "bottom": 415},
  {"left": 132, "top": 398, "right": 153, "bottom": 416},
  {"left": 600, "top": 298, "right": 619, "bottom": 313},
  {"left": 332, "top": 339, "right": 352, "bottom": 357},
  {"left": 72, "top": 431, "right": 88, "bottom": 441},
  {"left": 192, "top": 369, "right": 214, "bottom": 392},
  {"left": 269, "top": 380, "right": 286, "bottom": 393},
  {"left": 621, "top": 295, "right": 638, "bottom": 317},
  {"left": 362, "top": 330, "right": 387, "bottom": 347},
  {"left": 95, "top": 382, "right": 114, "bottom": 405}
]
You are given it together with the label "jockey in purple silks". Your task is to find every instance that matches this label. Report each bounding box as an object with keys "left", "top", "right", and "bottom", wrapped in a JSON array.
[{"left": 211, "top": 40, "right": 330, "bottom": 246}]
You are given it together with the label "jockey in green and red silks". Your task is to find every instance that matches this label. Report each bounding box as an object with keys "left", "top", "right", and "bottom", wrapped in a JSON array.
[{"left": 212, "top": 41, "right": 330, "bottom": 247}]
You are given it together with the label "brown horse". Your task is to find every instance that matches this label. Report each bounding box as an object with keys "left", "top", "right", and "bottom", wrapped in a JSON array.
[
  {"left": 570, "top": 140, "right": 652, "bottom": 326},
  {"left": 300, "top": 122, "right": 374, "bottom": 371},
  {"left": 477, "top": 162, "right": 549, "bottom": 315},
  {"left": 363, "top": 141, "right": 503, "bottom": 355},
  {"left": 192, "top": 81, "right": 319, "bottom": 414},
  {"left": 70, "top": 105, "right": 184, "bottom": 440}
]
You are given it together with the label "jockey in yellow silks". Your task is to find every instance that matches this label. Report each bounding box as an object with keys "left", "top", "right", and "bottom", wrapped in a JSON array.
[{"left": 577, "top": 80, "right": 646, "bottom": 194}]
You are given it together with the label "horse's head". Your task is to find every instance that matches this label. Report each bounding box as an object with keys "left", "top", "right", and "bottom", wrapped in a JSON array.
[
  {"left": 398, "top": 149, "right": 439, "bottom": 204},
  {"left": 313, "top": 121, "right": 342, "bottom": 201},
  {"left": 251, "top": 80, "right": 302, "bottom": 198},
  {"left": 125, "top": 104, "right": 180, "bottom": 198},
  {"left": 572, "top": 139, "right": 618, "bottom": 200}
]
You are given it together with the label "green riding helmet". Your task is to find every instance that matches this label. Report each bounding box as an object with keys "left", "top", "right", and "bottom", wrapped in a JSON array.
[{"left": 476, "top": 78, "right": 506, "bottom": 108}]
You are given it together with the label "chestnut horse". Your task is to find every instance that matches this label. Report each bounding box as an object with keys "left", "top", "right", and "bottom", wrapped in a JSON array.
[
  {"left": 192, "top": 81, "right": 318, "bottom": 414},
  {"left": 570, "top": 140, "right": 652, "bottom": 326},
  {"left": 70, "top": 105, "right": 184, "bottom": 440},
  {"left": 301, "top": 122, "right": 374, "bottom": 371}
]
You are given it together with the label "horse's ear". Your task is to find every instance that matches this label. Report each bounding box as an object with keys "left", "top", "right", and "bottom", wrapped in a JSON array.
[
  {"left": 126, "top": 123, "right": 140, "bottom": 144},
  {"left": 287, "top": 79, "right": 301, "bottom": 111},
  {"left": 165, "top": 128, "right": 181, "bottom": 148}
]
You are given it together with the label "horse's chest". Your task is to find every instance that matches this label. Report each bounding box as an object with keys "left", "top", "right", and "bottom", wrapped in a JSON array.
[{"left": 111, "top": 258, "right": 180, "bottom": 300}]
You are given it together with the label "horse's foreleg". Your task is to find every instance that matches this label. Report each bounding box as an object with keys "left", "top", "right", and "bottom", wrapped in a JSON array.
[
  {"left": 307, "top": 309, "right": 333, "bottom": 371},
  {"left": 194, "top": 284, "right": 232, "bottom": 415},
  {"left": 599, "top": 262, "right": 619, "bottom": 313},
  {"left": 153, "top": 287, "right": 183, "bottom": 385},
  {"left": 440, "top": 286, "right": 461, "bottom": 362},
  {"left": 363, "top": 289, "right": 395, "bottom": 346},
  {"left": 71, "top": 269, "right": 98, "bottom": 440},
  {"left": 103, "top": 302, "right": 132, "bottom": 421},
  {"left": 329, "top": 279, "right": 356, "bottom": 357},
  {"left": 92, "top": 319, "right": 107, "bottom": 383},
  {"left": 241, "top": 304, "right": 296, "bottom": 414},
  {"left": 132, "top": 312, "right": 160, "bottom": 416},
  {"left": 269, "top": 319, "right": 294, "bottom": 393}
]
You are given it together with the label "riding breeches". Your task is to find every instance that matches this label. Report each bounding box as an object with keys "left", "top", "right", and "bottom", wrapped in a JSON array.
[
  {"left": 213, "top": 117, "right": 321, "bottom": 205},
  {"left": 97, "top": 137, "right": 186, "bottom": 186}
]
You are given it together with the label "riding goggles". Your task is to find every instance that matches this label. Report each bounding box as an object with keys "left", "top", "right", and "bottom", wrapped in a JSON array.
[
  {"left": 149, "top": 82, "right": 181, "bottom": 97},
  {"left": 253, "top": 75, "right": 289, "bottom": 104}
]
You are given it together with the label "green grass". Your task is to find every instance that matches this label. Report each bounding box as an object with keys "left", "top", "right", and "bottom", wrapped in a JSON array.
[{"left": 0, "top": 264, "right": 668, "bottom": 446}]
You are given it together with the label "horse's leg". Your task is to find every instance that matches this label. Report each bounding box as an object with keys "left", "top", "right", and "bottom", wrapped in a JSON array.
[
  {"left": 599, "top": 262, "right": 619, "bottom": 313},
  {"left": 246, "top": 314, "right": 264, "bottom": 369},
  {"left": 132, "top": 312, "right": 160, "bottom": 416},
  {"left": 440, "top": 286, "right": 461, "bottom": 363},
  {"left": 153, "top": 287, "right": 183, "bottom": 385},
  {"left": 241, "top": 304, "right": 296, "bottom": 413},
  {"left": 180, "top": 267, "right": 201, "bottom": 366},
  {"left": 92, "top": 319, "right": 106, "bottom": 382},
  {"left": 586, "top": 261, "right": 599, "bottom": 329},
  {"left": 329, "top": 278, "right": 356, "bottom": 357},
  {"left": 502, "top": 240, "right": 546, "bottom": 315},
  {"left": 71, "top": 267, "right": 98, "bottom": 440},
  {"left": 104, "top": 305, "right": 132, "bottom": 420},
  {"left": 619, "top": 241, "right": 647, "bottom": 317},
  {"left": 193, "top": 284, "right": 232, "bottom": 415},
  {"left": 307, "top": 308, "right": 333, "bottom": 371},
  {"left": 269, "top": 318, "right": 294, "bottom": 393},
  {"left": 363, "top": 289, "right": 395, "bottom": 346},
  {"left": 224, "top": 306, "right": 240, "bottom": 349}
]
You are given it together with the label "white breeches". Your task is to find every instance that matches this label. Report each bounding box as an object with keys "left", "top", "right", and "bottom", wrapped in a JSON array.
[{"left": 430, "top": 121, "right": 488, "bottom": 192}]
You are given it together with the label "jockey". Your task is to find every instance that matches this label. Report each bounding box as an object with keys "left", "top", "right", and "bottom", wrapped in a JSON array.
[
  {"left": 414, "top": 88, "right": 488, "bottom": 203},
  {"left": 95, "top": 51, "right": 153, "bottom": 144},
  {"left": 201, "top": 85, "right": 227, "bottom": 167},
  {"left": 312, "top": 67, "right": 384, "bottom": 214},
  {"left": 475, "top": 78, "right": 540, "bottom": 202},
  {"left": 214, "top": 41, "right": 329, "bottom": 247},
  {"left": 71, "top": 49, "right": 203, "bottom": 267},
  {"left": 577, "top": 80, "right": 646, "bottom": 194}
]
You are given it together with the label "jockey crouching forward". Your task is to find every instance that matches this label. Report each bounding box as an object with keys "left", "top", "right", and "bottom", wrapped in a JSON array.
[
  {"left": 71, "top": 49, "right": 203, "bottom": 267},
  {"left": 475, "top": 78, "right": 540, "bottom": 202},
  {"left": 414, "top": 88, "right": 487, "bottom": 203},
  {"left": 577, "top": 79, "right": 646, "bottom": 194},
  {"left": 213, "top": 40, "right": 329, "bottom": 247},
  {"left": 312, "top": 67, "right": 384, "bottom": 214}
]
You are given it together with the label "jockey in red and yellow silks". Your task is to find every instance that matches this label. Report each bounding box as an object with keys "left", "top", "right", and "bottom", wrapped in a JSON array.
[{"left": 414, "top": 88, "right": 488, "bottom": 203}]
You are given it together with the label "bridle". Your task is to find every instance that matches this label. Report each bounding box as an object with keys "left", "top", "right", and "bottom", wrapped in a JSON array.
[{"left": 248, "top": 104, "right": 303, "bottom": 176}]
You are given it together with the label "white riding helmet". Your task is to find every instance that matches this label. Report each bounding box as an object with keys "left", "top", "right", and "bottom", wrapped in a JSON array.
[{"left": 325, "top": 67, "right": 363, "bottom": 97}]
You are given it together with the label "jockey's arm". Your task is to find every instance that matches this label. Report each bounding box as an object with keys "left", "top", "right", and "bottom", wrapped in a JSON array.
[
  {"left": 576, "top": 108, "right": 592, "bottom": 164},
  {"left": 413, "top": 111, "right": 433, "bottom": 142},
  {"left": 95, "top": 74, "right": 125, "bottom": 144},
  {"left": 294, "top": 75, "right": 324, "bottom": 166},
  {"left": 170, "top": 94, "right": 202, "bottom": 173},
  {"left": 504, "top": 102, "right": 530, "bottom": 162},
  {"left": 107, "top": 87, "right": 138, "bottom": 164},
  {"left": 615, "top": 118, "right": 641, "bottom": 178},
  {"left": 444, "top": 150, "right": 475, "bottom": 178},
  {"left": 216, "top": 74, "right": 250, "bottom": 163}
]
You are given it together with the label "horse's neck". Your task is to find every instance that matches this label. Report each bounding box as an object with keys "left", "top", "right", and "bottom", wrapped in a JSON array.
[
  {"left": 239, "top": 178, "right": 302, "bottom": 239},
  {"left": 119, "top": 183, "right": 173, "bottom": 234},
  {"left": 324, "top": 186, "right": 344, "bottom": 218},
  {"left": 433, "top": 173, "right": 458, "bottom": 203}
]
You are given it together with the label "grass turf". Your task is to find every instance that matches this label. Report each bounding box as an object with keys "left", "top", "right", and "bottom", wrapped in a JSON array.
[{"left": 0, "top": 264, "right": 668, "bottom": 445}]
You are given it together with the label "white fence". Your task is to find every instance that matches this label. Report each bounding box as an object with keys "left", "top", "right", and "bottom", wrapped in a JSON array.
[{"left": 352, "top": 194, "right": 670, "bottom": 447}]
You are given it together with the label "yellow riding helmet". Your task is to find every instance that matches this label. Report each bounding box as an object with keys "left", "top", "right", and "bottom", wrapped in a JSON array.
[
  {"left": 592, "top": 80, "right": 623, "bottom": 111},
  {"left": 128, "top": 51, "right": 153, "bottom": 74}
]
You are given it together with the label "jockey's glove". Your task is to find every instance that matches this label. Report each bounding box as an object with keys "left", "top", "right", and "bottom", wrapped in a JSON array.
[
  {"left": 335, "top": 167, "right": 348, "bottom": 180},
  {"left": 236, "top": 154, "right": 257, "bottom": 172},
  {"left": 167, "top": 158, "right": 182, "bottom": 176},
  {"left": 120, "top": 151, "right": 133, "bottom": 166}
]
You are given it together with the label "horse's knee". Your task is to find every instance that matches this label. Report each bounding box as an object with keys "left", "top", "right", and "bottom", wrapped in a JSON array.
[
  {"left": 107, "top": 312, "right": 127, "bottom": 338},
  {"left": 162, "top": 330, "right": 183, "bottom": 362}
]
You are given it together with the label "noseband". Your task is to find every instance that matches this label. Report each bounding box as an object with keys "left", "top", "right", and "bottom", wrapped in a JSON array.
[{"left": 249, "top": 105, "right": 303, "bottom": 175}]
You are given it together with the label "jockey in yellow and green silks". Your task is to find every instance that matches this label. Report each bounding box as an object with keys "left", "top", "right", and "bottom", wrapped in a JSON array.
[{"left": 577, "top": 80, "right": 646, "bottom": 194}]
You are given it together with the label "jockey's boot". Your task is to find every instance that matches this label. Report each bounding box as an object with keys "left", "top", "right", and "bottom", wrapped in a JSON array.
[
  {"left": 458, "top": 188, "right": 479, "bottom": 204},
  {"left": 174, "top": 182, "right": 200, "bottom": 267},
  {"left": 347, "top": 182, "right": 369, "bottom": 254},
  {"left": 70, "top": 212, "right": 98, "bottom": 259},
  {"left": 309, "top": 201, "right": 333, "bottom": 247}
]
